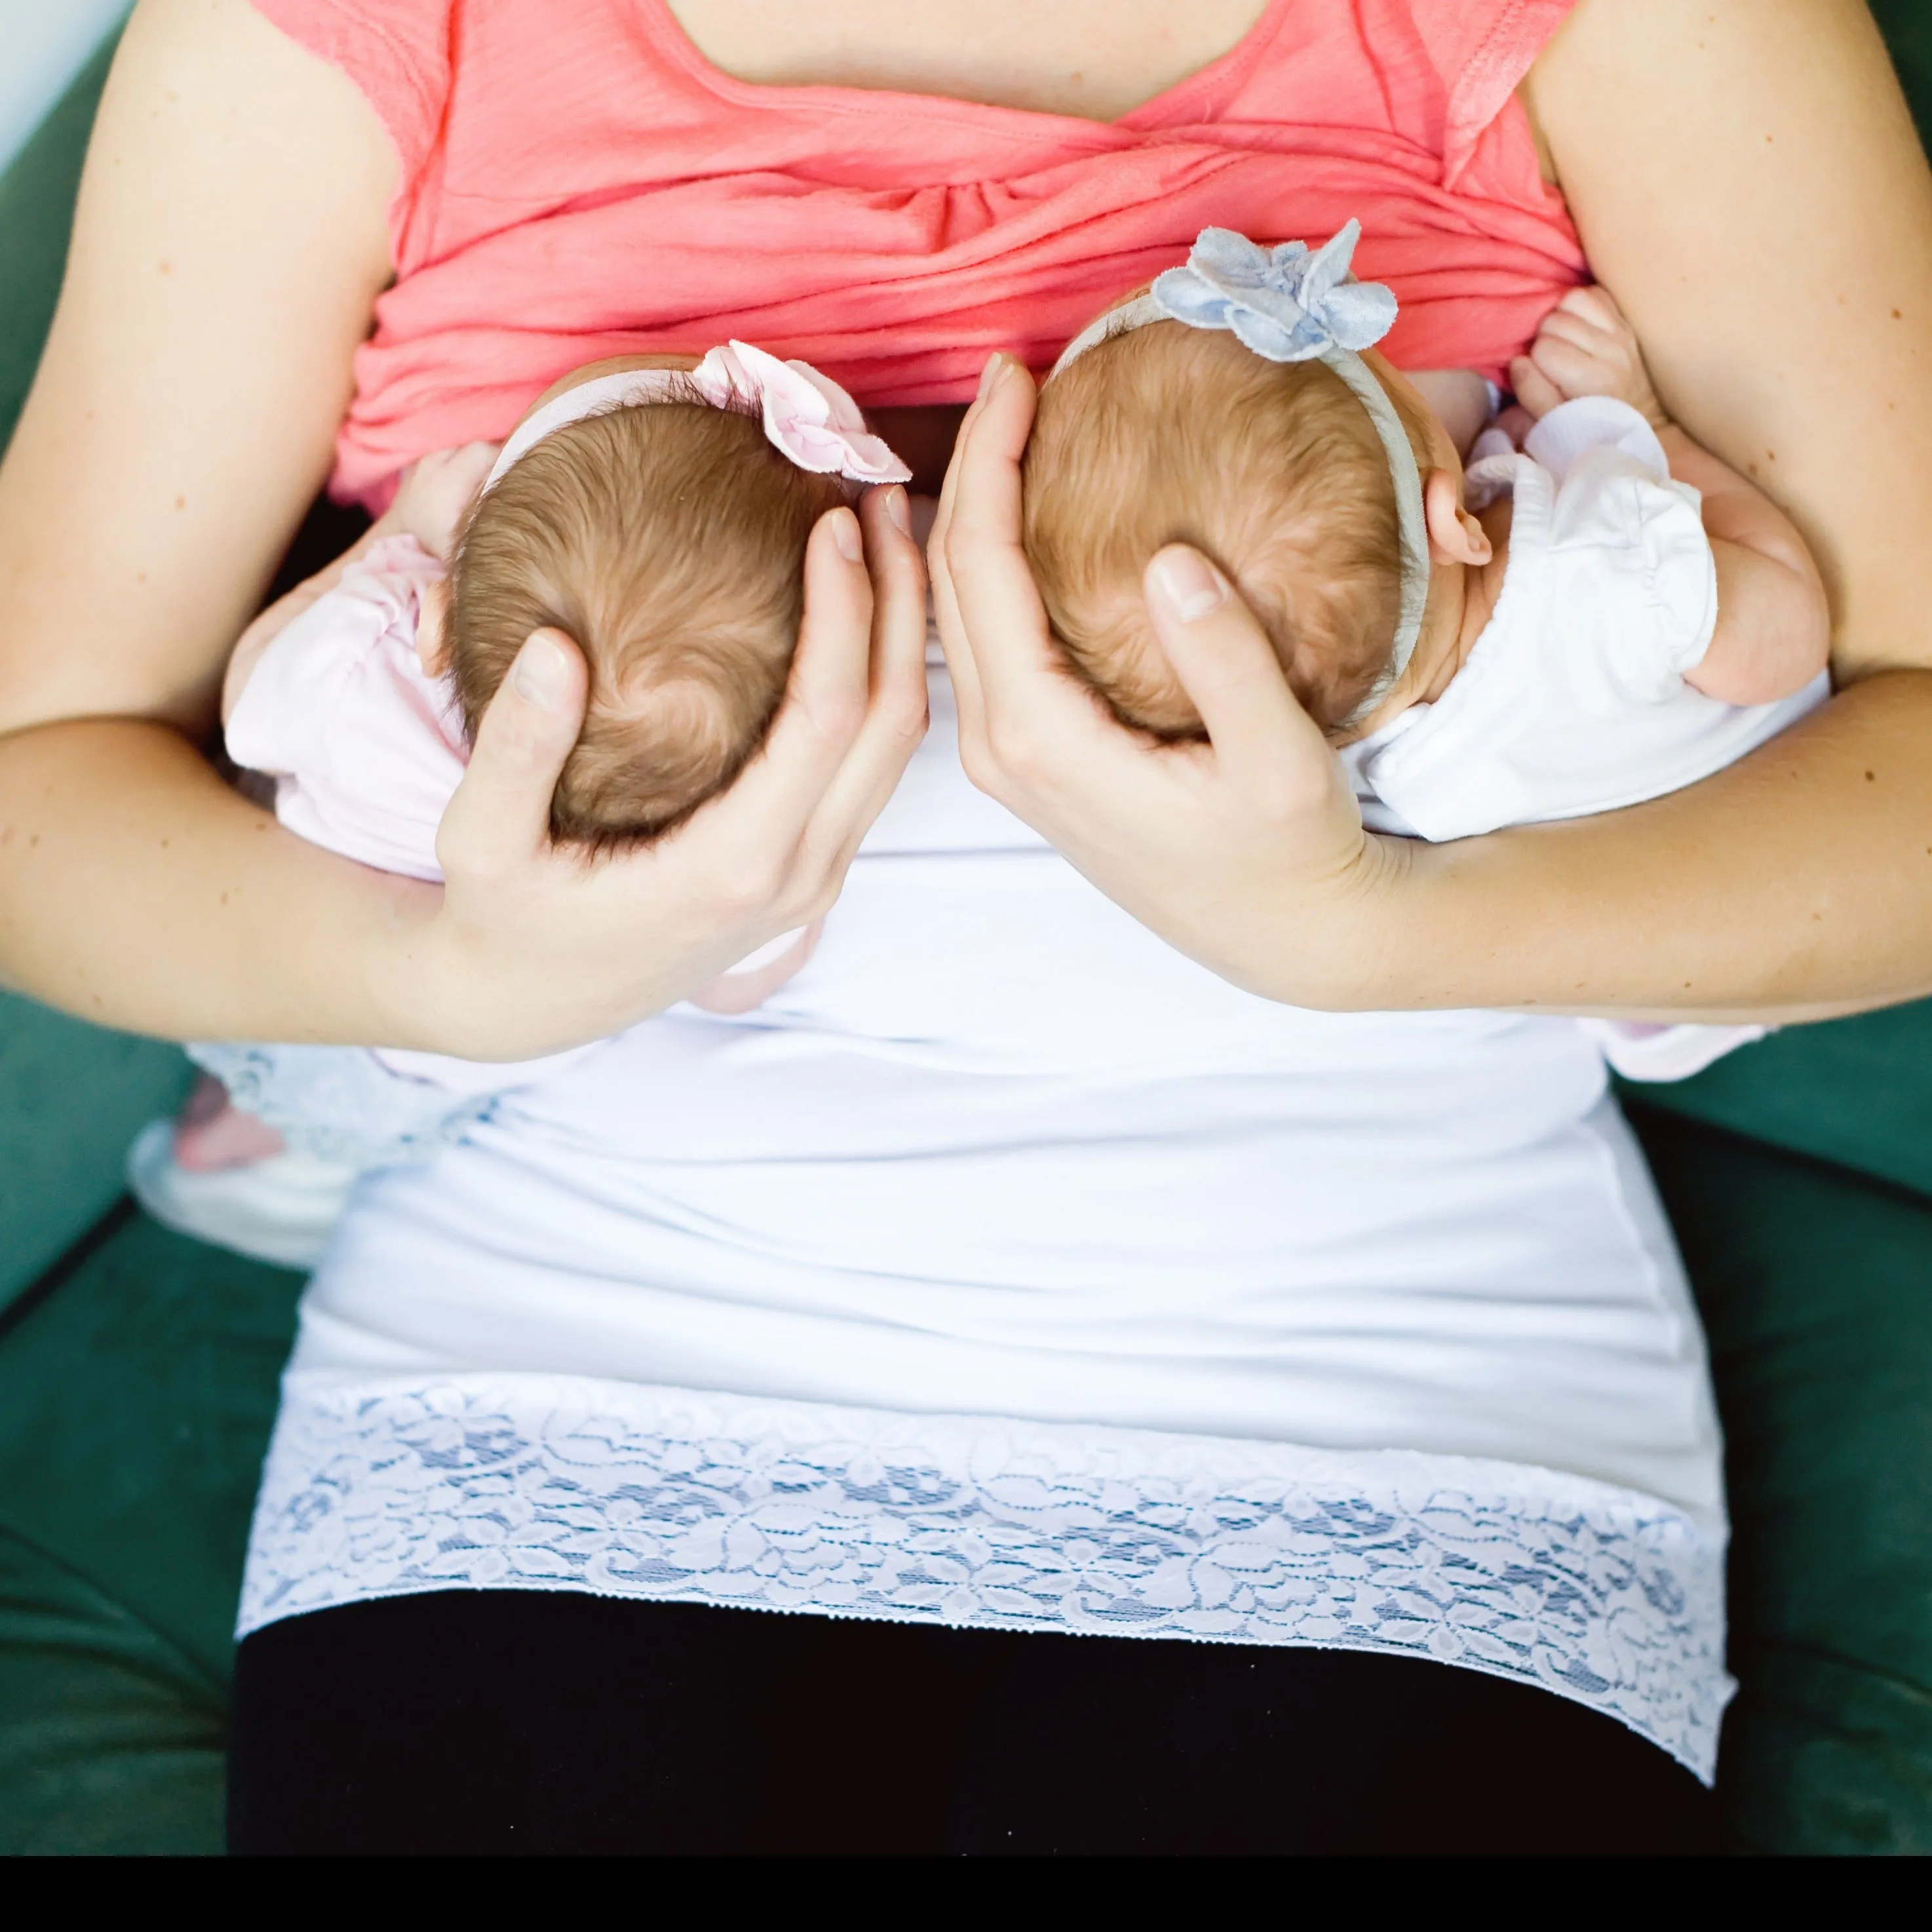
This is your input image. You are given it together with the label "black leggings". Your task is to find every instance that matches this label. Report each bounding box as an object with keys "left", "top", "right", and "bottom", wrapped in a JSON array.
[
  {"left": 228, "top": 1589, "right": 1714, "bottom": 1855},
  {"left": 229, "top": 1589, "right": 1715, "bottom": 1854}
]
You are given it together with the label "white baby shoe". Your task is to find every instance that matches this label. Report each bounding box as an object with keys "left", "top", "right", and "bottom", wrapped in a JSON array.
[{"left": 126, "top": 1119, "right": 359, "bottom": 1271}]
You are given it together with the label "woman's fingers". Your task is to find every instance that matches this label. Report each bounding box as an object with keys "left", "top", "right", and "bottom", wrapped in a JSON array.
[
  {"left": 927, "top": 356, "right": 1022, "bottom": 743},
  {"left": 720, "top": 505, "right": 878, "bottom": 848},
  {"left": 792, "top": 483, "right": 933, "bottom": 892},
  {"left": 437, "top": 627, "right": 587, "bottom": 877},
  {"left": 1143, "top": 546, "right": 1332, "bottom": 808},
  {"left": 931, "top": 355, "right": 1109, "bottom": 790}
]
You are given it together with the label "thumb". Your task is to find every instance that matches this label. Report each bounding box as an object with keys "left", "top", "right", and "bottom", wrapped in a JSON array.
[
  {"left": 438, "top": 628, "right": 587, "bottom": 870},
  {"left": 1143, "top": 546, "right": 1335, "bottom": 807}
]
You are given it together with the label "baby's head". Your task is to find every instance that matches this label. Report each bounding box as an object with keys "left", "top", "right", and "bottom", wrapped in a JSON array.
[
  {"left": 434, "top": 348, "right": 905, "bottom": 849},
  {"left": 1023, "top": 225, "right": 1473, "bottom": 741}
]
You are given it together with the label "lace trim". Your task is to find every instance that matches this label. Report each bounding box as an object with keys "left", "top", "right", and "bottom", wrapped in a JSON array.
[{"left": 241, "top": 1372, "right": 1732, "bottom": 1781}]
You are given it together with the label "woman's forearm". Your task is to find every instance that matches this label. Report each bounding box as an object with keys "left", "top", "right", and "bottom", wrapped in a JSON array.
[
  {"left": 1351, "top": 672, "right": 1932, "bottom": 1022},
  {"left": 0, "top": 720, "right": 433, "bottom": 1044}
]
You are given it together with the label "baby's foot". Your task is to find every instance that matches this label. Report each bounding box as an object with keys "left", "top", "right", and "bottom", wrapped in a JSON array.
[
  {"left": 387, "top": 442, "right": 501, "bottom": 559},
  {"left": 172, "top": 1073, "right": 288, "bottom": 1172},
  {"left": 1509, "top": 287, "right": 1669, "bottom": 429}
]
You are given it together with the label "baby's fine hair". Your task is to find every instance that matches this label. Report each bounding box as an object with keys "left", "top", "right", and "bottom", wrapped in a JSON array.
[
  {"left": 1023, "top": 322, "right": 1431, "bottom": 737},
  {"left": 448, "top": 387, "right": 847, "bottom": 849}
]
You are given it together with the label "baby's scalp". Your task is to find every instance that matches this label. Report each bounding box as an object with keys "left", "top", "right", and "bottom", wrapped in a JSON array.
[
  {"left": 442, "top": 346, "right": 908, "bottom": 852},
  {"left": 1023, "top": 282, "right": 1433, "bottom": 740}
]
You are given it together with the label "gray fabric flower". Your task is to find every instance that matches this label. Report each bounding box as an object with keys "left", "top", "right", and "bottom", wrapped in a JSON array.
[{"left": 1150, "top": 220, "right": 1397, "bottom": 362}]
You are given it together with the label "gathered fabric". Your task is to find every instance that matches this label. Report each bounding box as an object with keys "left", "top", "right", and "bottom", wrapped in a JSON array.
[{"left": 248, "top": 0, "right": 1585, "bottom": 505}]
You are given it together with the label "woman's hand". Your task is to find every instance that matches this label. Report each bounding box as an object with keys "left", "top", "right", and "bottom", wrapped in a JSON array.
[
  {"left": 414, "top": 489, "right": 928, "bottom": 1058},
  {"left": 929, "top": 358, "right": 1408, "bottom": 1007}
]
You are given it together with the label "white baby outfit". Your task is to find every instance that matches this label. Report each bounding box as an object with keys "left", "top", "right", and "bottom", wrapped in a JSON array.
[{"left": 1343, "top": 396, "right": 1830, "bottom": 1079}]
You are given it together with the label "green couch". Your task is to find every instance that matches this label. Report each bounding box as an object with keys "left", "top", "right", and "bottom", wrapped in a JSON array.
[{"left": 3, "top": 14, "right": 1931, "bottom": 1856}]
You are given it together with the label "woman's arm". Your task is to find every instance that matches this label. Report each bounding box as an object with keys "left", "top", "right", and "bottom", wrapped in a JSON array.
[
  {"left": 0, "top": 0, "right": 927, "bottom": 1057},
  {"left": 934, "top": 0, "right": 1932, "bottom": 1020}
]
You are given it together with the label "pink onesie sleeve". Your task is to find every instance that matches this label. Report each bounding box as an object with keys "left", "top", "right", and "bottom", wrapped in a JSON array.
[{"left": 224, "top": 534, "right": 468, "bottom": 885}]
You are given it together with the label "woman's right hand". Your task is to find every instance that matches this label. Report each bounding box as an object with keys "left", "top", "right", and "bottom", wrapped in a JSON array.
[{"left": 415, "top": 488, "right": 928, "bottom": 1060}]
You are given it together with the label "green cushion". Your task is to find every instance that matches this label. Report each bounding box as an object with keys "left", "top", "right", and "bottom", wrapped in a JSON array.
[
  {"left": 1625, "top": 1002, "right": 1932, "bottom": 1205},
  {"left": 1628, "top": 1104, "right": 1932, "bottom": 1853},
  {"left": 0, "top": 1212, "right": 302, "bottom": 1855},
  {"left": 0, "top": 1001, "right": 190, "bottom": 1314}
]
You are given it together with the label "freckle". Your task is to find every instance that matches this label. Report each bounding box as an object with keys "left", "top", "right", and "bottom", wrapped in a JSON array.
[
  {"left": 220, "top": 891, "right": 229, "bottom": 906},
  {"left": 174, "top": 496, "right": 185, "bottom": 511},
  {"left": 136, "top": 571, "right": 147, "bottom": 583},
  {"left": 28, "top": 835, "right": 38, "bottom": 848},
  {"left": 160, "top": 838, "right": 170, "bottom": 847},
  {"left": 1766, "top": 134, "right": 1773, "bottom": 144},
  {"left": 1747, "top": 461, "right": 1760, "bottom": 476},
  {"left": 158, "top": 260, "right": 171, "bottom": 275}
]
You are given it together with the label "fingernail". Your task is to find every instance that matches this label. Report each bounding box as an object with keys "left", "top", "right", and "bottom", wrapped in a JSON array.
[
  {"left": 883, "top": 485, "right": 912, "bottom": 536},
  {"left": 977, "top": 355, "right": 1008, "bottom": 402},
  {"left": 830, "top": 507, "right": 863, "bottom": 563},
  {"left": 511, "top": 632, "right": 570, "bottom": 708},
  {"left": 1149, "top": 549, "right": 1227, "bottom": 623}
]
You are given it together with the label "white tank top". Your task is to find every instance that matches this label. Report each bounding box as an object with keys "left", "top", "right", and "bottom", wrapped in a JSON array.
[{"left": 293, "top": 647, "right": 1720, "bottom": 1518}]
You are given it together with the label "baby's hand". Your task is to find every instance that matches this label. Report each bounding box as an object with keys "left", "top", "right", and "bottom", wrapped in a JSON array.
[
  {"left": 388, "top": 442, "right": 500, "bottom": 558},
  {"left": 1509, "top": 287, "right": 1668, "bottom": 430}
]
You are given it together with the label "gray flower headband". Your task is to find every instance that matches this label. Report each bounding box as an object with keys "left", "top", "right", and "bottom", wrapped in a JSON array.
[{"left": 1049, "top": 221, "right": 1429, "bottom": 714}]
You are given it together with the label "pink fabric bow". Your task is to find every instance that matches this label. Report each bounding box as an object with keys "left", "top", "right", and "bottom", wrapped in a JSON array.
[{"left": 691, "top": 341, "right": 912, "bottom": 485}]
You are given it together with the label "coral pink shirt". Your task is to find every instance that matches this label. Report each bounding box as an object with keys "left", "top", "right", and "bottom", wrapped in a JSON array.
[{"left": 252, "top": 0, "right": 1585, "bottom": 507}]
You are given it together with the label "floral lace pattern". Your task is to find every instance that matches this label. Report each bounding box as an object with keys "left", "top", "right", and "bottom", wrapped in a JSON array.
[{"left": 242, "top": 1373, "right": 1732, "bottom": 1780}]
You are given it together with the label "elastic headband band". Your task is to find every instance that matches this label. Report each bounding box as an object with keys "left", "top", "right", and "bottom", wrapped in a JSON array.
[
  {"left": 482, "top": 340, "right": 911, "bottom": 495},
  {"left": 1049, "top": 222, "right": 1429, "bottom": 722}
]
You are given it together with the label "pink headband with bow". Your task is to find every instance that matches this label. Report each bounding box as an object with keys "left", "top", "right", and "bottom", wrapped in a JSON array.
[{"left": 481, "top": 341, "right": 911, "bottom": 493}]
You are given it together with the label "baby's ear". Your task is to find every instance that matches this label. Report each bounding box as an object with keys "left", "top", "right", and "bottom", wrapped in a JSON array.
[
  {"left": 416, "top": 577, "right": 453, "bottom": 676},
  {"left": 1422, "top": 468, "right": 1492, "bottom": 568}
]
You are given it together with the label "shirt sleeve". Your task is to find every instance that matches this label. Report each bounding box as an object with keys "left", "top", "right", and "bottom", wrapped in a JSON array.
[
  {"left": 1534, "top": 400, "right": 1718, "bottom": 700},
  {"left": 248, "top": 1, "right": 452, "bottom": 204},
  {"left": 1407, "top": 0, "right": 1581, "bottom": 182},
  {"left": 223, "top": 576, "right": 385, "bottom": 784}
]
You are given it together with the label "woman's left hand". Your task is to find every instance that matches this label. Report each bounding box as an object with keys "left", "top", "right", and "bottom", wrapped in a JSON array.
[{"left": 929, "top": 355, "right": 1412, "bottom": 1008}]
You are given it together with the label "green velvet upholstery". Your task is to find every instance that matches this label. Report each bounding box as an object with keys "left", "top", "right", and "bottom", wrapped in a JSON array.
[{"left": 2, "top": 6, "right": 1931, "bottom": 1855}]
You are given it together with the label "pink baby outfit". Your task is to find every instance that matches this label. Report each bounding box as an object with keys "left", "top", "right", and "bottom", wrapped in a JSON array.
[
  {"left": 226, "top": 537, "right": 464, "bottom": 885},
  {"left": 249, "top": 0, "right": 1586, "bottom": 507}
]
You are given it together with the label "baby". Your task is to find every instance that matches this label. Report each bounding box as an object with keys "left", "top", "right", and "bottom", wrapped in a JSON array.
[
  {"left": 1023, "top": 222, "right": 1832, "bottom": 1077},
  {"left": 130, "top": 343, "right": 910, "bottom": 1265}
]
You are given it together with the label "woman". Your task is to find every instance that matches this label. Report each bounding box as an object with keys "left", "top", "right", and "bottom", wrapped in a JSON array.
[{"left": 2, "top": 0, "right": 1927, "bottom": 1854}]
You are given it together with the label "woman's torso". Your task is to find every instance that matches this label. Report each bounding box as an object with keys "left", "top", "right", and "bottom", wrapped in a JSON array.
[{"left": 301, "top": 637, "right": 1722, "bottom": 1522}]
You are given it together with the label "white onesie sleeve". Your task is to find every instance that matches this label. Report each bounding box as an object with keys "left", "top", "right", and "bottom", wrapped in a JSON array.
[
  {"left": 1526, "top": 402, "right": 1717, "bottom": 703},
  {"left": 1348, "top": 396, "right": 1828, "bottom": 1083}
]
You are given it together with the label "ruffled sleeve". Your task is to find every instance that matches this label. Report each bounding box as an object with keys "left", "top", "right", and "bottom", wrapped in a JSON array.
[
  {"left": 225, "top": 536, "right": 463, "bottom": 883},
  {"left": 1531, "top": 398, "right": 1718, "bottom": 701}
]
